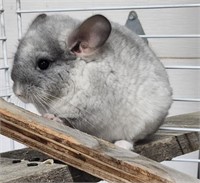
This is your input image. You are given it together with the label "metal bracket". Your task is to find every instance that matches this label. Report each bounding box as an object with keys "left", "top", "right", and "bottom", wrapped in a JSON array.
[{"left": 125, "top": 11, "right": 148, "bottom": 44}]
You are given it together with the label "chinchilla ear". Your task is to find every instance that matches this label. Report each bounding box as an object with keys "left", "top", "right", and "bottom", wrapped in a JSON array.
[
  {"left": 30, "top": 14, "right": 47, "bottom": 28},
  {"left": 68, "top": 14, "right": 111, "bottom": 58}
]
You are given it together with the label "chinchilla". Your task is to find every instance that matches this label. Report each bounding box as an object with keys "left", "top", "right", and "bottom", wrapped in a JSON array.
[{"left": 11, "top": 14, "right": 172, "bottom": 147}]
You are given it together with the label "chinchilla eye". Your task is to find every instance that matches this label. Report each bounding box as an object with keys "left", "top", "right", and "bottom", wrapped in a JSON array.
[{"left": 37, "top": 59, "right": 50, "bottom": 70}]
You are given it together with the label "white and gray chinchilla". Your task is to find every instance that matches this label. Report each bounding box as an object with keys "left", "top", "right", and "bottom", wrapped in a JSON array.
[{"left": 11, "top": 14, "right": 172, "bottom": 146}]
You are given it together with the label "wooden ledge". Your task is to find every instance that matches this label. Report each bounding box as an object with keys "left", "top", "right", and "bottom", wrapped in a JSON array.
[
  {"left": 1, "top": 149, "right": 99, "bottom": 183},
  {"left": 0, "top": 157, "right": 72, "bottom": 183},
  {"left": 135, "top": 112, "right": 200, "bottom": 162}
]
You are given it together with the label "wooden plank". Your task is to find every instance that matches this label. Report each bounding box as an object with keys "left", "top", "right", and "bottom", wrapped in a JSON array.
[
  {"left": 135, "top": 131, "right": 199, "bottom": 162},
  {"left": 163, "top": 112, "right": 200, "bottom": 129},
  {"left": 0, "top": 157, "right": 74, "bottom": 183},
  {"left": 135, "top": 112, "right": 200, "bottom": 161},
  {"left": 0, "top": 99, "right": 199, "bottom": 183},
  {"left": 0, "top": 149, "right": 100, "bottom": 182}
]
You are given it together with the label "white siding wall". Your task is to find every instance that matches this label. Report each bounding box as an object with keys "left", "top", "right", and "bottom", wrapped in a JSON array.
[{"left": 0, "top": 0, "right": 199, "bottom": 178}]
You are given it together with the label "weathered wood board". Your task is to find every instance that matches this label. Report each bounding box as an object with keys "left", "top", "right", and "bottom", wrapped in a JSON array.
[
  {"left": 0, "top": 149, "right": 100, "bottom": 183},
  {"left": 135, "top": 131, "right": 199, "bottom": 162},
  {"left": 163, "top": 112, "right": 200, "bottom": 129},
  {"left": 0, "top": 99, "right": 199, "bottom": 183},
  {"left": 135, "top": 112, "right": 200, "bottom": 161},
  {"left": 0, "top": 157, "right": 73, "bottom": 183}
]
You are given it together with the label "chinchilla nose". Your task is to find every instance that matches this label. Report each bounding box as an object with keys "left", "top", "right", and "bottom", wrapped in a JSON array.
[
  {"left": 13, "top": 82, "right": 23, "bottom": 97},
  {"left": 12, "top": 81, "right": 29, "bottom": 103}
]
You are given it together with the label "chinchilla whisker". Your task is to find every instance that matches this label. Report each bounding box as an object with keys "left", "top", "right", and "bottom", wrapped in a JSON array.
[
  {"left": 36, "top": 87, "right": 102, "bottom": 127},
  {"left": 34, "top": 91, "right": 89, "bottom": 127},
  {"left": 35, "top": 92, "right": 61, "bottom": 115},
  {"left": 32, "top": 93, "right": 48, "bottom": 113},
  {"left": 35, "top": 93, "right": 86, "bottom": 134},
  {"left": 37, "top": 97, "right": 79, "bottom": 131},
  {"left": 36, "top": 93, "right": 57, "bottom": 113}
]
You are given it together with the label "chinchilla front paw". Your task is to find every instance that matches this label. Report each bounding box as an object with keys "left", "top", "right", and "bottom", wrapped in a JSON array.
[{"left": 43, "top": 113, "right": 63, "bottom": 123}]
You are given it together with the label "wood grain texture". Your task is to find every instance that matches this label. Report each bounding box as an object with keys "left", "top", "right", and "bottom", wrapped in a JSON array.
[
  {"left": 0, "top": 149, "right": 100, "bottom": 183},
  {"left": 0, "top": 157, "right": 73, "bottom": 183},
  {"left": 0, "top": 99, "right": 199, "bottom": 182},
  {"left": 163, "top": 111, "right": 200, "bottom": 128},
  {"left": 135, "top": 131, "right": 199, "bottom": 162},
  {"left": 135, "top": 112, "right": 200, "bottom": 161}
]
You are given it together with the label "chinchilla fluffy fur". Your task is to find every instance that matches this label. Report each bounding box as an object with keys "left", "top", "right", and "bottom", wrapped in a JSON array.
[{"left": 11, "top": 14, "right": 172, "bottom": 145}]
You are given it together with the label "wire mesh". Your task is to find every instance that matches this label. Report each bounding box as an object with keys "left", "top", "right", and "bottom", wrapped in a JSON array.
[{"left": 0, "top": 0, "right": 11, "bottom": 99}]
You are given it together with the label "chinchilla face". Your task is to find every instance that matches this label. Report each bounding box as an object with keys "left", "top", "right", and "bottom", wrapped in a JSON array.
[{"left": 11, "top": 14, "right": 79, "bottom": 113}]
